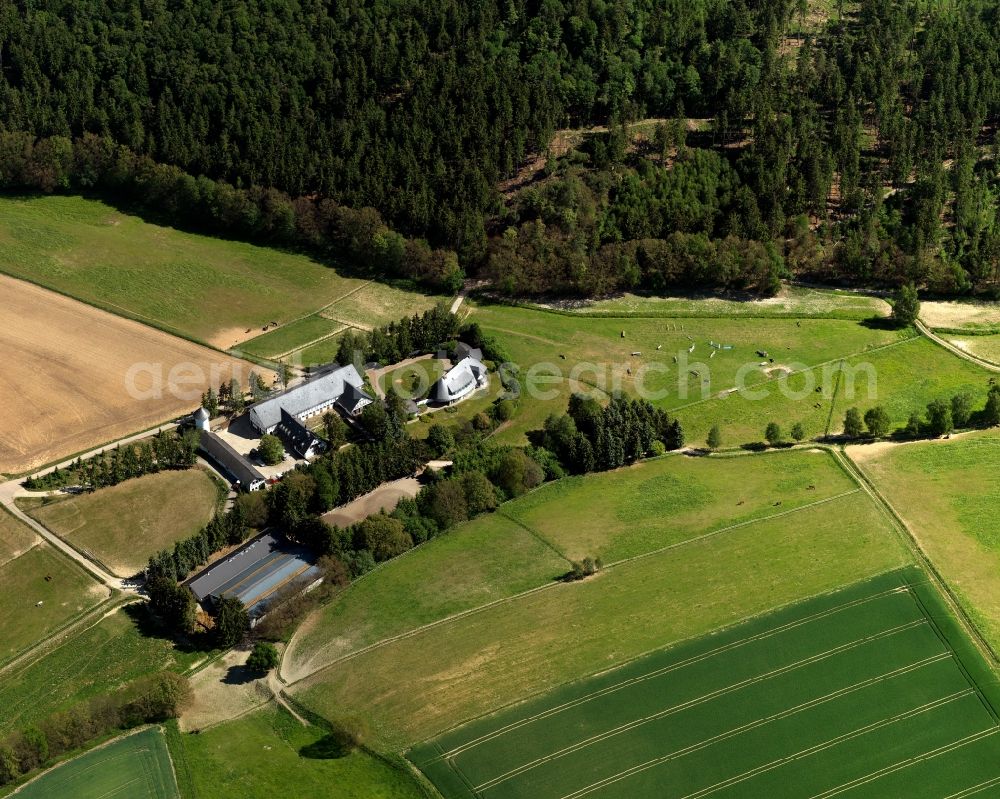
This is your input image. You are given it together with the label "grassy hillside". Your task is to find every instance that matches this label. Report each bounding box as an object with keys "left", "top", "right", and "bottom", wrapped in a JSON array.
[
  {"left": 0, "top": 544, "right": 105, "bottom": 664},
  {"left": 0, "top": 195, "right": 439, "bottom": 349},
  {"left": 286, "top": 449, "right": 909, "bottom": 749},
  {"left": 0, "top": 606, "right": 204, "bottom": 736},
  {"left": 22, "top": 470, "right": 222, "bottom": 577},
  {"left": 851, "top": 431, "right": 1000, "bottom": 651}
]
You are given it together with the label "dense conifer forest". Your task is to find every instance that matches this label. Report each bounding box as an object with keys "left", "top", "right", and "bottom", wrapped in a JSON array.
[{"left": 2, "top": 0, "right": 1000, "bottom": 295}]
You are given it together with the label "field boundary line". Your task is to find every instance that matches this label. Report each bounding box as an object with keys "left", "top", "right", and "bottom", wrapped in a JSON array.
[
  {"left": 823, "top": 359, "right": 844, "bottom": 438},
  {"left": 603, "top": 489, "right": 861, "bottom": 570},
  {"left": 249, "top": 324, "right": 349, "bottom": 362},
  {"left": 494, "top": 510, "right": 572, "bottom": 563},
  {"left": 0, "top": 596, "right": 140, "bottom": 680},
  {"left": 474, "top": 653, "right": 951, "bottom": 792},
  {"left": 557, "top": 691, "right": 973, "bottom": 799},
  {"left": 807, "top": 727, "right": 1000, "bottom": 799},
  {"left": 287, "top": 489, "right": 865, "bottom": 687},
  {"left": 942, "top": 775, "right": 1000, "bottom": 798},
  {"left": 404, "top": 565, "right": 912, "bottom": 761},
  {"left": 834, "top": 448, "right": 1000, "bottom": 668},
  {"left": 916, "top": 319, "right": 1000, "bottom": 373},
  {"left": 277, "top": 280, "right": 374, "bottom": 334},
  {"left": 428, "top": 608, "right": 927, "bottom": 762}
]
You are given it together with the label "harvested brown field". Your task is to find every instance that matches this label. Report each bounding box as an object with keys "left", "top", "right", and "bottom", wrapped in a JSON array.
[{"left": 0, "top": 275, "right": 263, "bottom": 475}]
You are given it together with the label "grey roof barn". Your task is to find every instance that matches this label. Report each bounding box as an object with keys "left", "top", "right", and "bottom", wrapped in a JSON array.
[
  {"left": 248, "top": 364, "right": 372, "bottom": 433},
  {"left": 198, "top": 430, "right": 266, "bottom": 491}
]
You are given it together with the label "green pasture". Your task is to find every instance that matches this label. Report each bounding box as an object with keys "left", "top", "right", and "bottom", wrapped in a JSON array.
[
  {"left": 468, "top": 303, "right": 992, "bottom": 448},
  {"left": 408, "top": 390, "right": 498, "bottom": 441},
  {"left": 0, "top": 194, "right": 435, "bottom": 345},
  {"left": 290, "top": 486, "right": 908, "bottom": 748},
  {"left": 285, "top": 449, "right": 858, "bottom": 682},
  {"left": 0, "top": 505, "right": 37, "bottom": 565},
  {"left": 853, "top": 431, "right": 1000, "bottom": 651},
  {"left": 296, "top": 329, "right": 353, "bottom": 366},
  {"left": 170, "top": 705, "right": 424, "bottom": 799},
  {"left": 469, "top": 302, "right": 910, "bottom": 445},
  {"left": 284, "top": 511, "right": 569, "bottom": 681},
  {"left": 22, "top": 469, "right": 221, "bottom": 577},
  {"left": 13, "top": 727, "right": 178, "bottom": 799},
  {"left": 411, "top": 568, "right": 1000, "bottom": 799},
  {"left": 503, "top": 449, "right": 857, "bottom": 562},
  {"left": 0, "top": 605, "right": 205, "bottom": 736},
  {"left": 676, "top": 334, "right": 991, "bottom": 445},
  {"left": 241, "top": 314, "right": 345, "bottom": 359},
  {"left": 0, "top": 543, "right": 103, "bottom": 664}
]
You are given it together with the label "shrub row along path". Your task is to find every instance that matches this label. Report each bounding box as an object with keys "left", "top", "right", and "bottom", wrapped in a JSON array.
[{"left": 0, "top": 425, "right": 183, "bottom": 592}]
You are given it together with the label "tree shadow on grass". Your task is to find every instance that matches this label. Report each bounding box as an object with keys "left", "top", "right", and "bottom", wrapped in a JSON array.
[
  {"left": 299, "top": 728, "right": 356, "bottom": 760},
  {"left": 859, "top": 315, "right": 901, "bottom": 331},
  {"left": 222, "top": 664, "right": 260, "bottom": 685},
  {"left": 122, "top": 602, "right": 212, "bottom": 655}
]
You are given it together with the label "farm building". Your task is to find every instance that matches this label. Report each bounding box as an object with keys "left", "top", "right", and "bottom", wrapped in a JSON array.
[
  {"left": 198, "top": 429, "right": 266, "bottom": 492},
  {"left": 275, "top": 408, "right": 323, "bottom": 460},
  {"left": 248, "top": 363, "right": 372, "bottom": 434},
  {"left": 186, "top": 532, "right": 319, "bottom": 618},
  {"left": 430, "top": 356, "right": 488, "bottom": 405},
  {"left": 454, "top": 342, "right": 484, "bottom": 362}
]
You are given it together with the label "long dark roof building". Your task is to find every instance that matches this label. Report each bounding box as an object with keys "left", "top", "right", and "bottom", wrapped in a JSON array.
[
  {"left": 186, "top": 532, "right": 319, "bottom": 618},
  {"left": 198, "top": 430, "right": 266, "bottom": 492},
  {"left": 275, "top": 408, "right": 323, "bottom": 459}
]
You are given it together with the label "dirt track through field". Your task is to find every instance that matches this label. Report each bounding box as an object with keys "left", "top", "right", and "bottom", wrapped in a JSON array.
[{"left": 0, "top": 275, "right": 259, "bottom": 474}]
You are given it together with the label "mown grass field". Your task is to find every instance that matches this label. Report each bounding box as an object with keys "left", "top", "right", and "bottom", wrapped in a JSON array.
[
  {"left": 0, "top": 505, "right": 38, "bottom": 566},
  {"left": 408, "top": 390, "right": 497, "bottom": 441},
  {"left": 288, "top": 452, "right": 909, "bottom": 749},
  {"left": 169, "top": 705, "right": 424, "bottom": 799},
  {"left": 284, "top": 511, "right": 570, "bottom": 681},
  {"left": 0, "top": 543, "right": 105, "bottom": 664},
  {"left": 296, "top": 330, "right": 350, "bottom": 366},
  {"left": 22, "top": 469, "right": 222, "bottom": 576},
  {"left": 503, "top": 449, "right": 856, "bottom": 562},
  {"left": 241, "top": 314, "right": 345, "bottom": 359},
  {"left": 319, "top": 280, "right": 445, "bottom": 330},
  {"left": 945, "top": 333, "right": 1000, "bottom": 366},
  {"left": 850, "top": 431, "right": 1000, "bottom": 651},
  {"left": 541, "top": 285, "right": 890, "bottom": 319},
  {"left": 411, "top": 568, "right": 1000, "bottom": 799},
  {"left": 13, "top": 727, "right": 178, "bottom": 799},
  {"left": 285, "top": 450, "right": 855, "bottom": 679},
  {"left": 468, "top": 303, "right": 991, "bottom": 447},
  {"left": 0, "top": 195, "right": 438, "bottom": 348},
  {"left": 0, "top": 605, "right": 204, "bottom": 736}
]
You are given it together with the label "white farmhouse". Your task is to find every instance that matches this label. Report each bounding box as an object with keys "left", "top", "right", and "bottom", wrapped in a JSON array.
[{"left": 430, "top": 357, "right": 488, "bottom": 405}]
